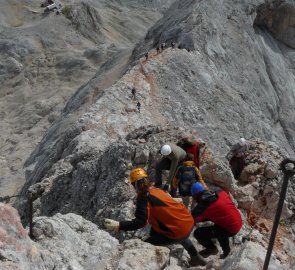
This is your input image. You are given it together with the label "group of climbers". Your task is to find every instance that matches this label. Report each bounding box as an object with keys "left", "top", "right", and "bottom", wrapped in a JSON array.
[
  {"left": 104, "top": 136, "right": 243, "bottom": 266},
  {"left": 104, "top": 168, "right": 206, "bottom": 266}
]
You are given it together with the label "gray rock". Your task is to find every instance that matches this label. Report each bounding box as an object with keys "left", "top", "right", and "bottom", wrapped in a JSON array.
[
  {"left": 115, "top": 239, "right": 170, "bottom": 270},
  {"left": 221, "top": 241, "right": 287, "bottom": 270},
  {"left": 255, "top": 0, "right": 295, "bottom": 49}
]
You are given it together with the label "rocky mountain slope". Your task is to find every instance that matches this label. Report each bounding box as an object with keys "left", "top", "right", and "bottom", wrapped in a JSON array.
[
  {"left": 1, "top": 0, "right": 295, "bottom": 269},
  {"left": 0, "top": 0, "right": 174, "bottom": 196}
]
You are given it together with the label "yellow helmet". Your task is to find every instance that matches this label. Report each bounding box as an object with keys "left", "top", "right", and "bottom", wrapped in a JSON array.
[
  {"left": 129, "top": 168, "right": 148, "bottom": 183},
  {"left": 183, "top": 160, "right": 195, "bottom": 167}
]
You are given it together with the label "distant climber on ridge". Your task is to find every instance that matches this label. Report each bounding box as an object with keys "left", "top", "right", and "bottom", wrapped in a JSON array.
[
  {"left": 155, "top": 143, "right": 187, "bottom": 190},
  {"left": 191, "top": 183, "right": 242, "bottom": 259},
  {"left": 131, "top": 87, "right": 136, "bottom": 100},
  {"left": 103, "top": 168, "right": 207, "bottom": 267},
  {"left": 136, "top": 101, "right": 141, "bottom": 113}
]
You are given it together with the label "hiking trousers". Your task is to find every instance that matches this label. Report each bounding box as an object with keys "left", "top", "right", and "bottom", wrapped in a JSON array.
[
  {"left": 155, "top": 158, "right": 171, "bottom": 187},
  {"left": 194, "top": 225, "right": 233, "bottom": 254},
  {"left": 145, "top": 228, "right": 199, "bottom": 257},
  {"left": 229, "top": 156, "right": 245, "bottom": 179},
  {"left": 155, "top": 158, "right": 183, "bottom": 187}
]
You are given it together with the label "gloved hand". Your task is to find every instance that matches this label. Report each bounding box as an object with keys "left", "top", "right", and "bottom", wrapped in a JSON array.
[
  {"left": 104, "top": 218, "right": 119, "bottom": 232},
  {"left": 169, "top": 188, "right": 177, "bottom": 197},
  {"left": 173, "top": 197, "right": 183, "bottom": 203},
  {"left": 163, "top": 183, "right": 170, "bottom": 192}
]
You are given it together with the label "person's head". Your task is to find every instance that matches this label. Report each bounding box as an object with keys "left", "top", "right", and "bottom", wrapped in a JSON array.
[
  {"left": 191, "top": 182, "right": 206, "bottom": 201},
  {"left": 129, "top": 168, "right": 151, "bottom": 193},
  {"left": 179, "top": 135, "right": 196, "bottom": 146},
  {"left": 185, "top": 153, "right": 194, "bottom": 161},
  {"left": 160, "top": 144, "right": 172, "bottom": 156},
  {"left": 238, "top": 137, "right": 246, "bottom": 146}
]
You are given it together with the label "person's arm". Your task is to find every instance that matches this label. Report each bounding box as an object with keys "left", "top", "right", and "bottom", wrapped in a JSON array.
[
  {"left": 195, "top": 167, "right": 208, "bottom": 190},
  {"left": 167, "top": 155, "right": 178, "bottom": 185},
  {"left": 119, "top": 193, "right": 148, "bottom": 231},
  {"left": 171, "top": 167, "right": 180, "bottom": 189},
  {"left": 191, "top": 202, "right": 208, "bottom": 221}
]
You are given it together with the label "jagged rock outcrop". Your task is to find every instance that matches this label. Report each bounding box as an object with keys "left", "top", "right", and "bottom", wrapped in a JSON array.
[
  {"left": 221, "top": 241, "right": 290, "bottom": 270},
  {"left": 0, "top": 204, "right": 174, "bottom": 270},
  {"left": 231, "top": 139, "right": 293, "bottom": 218}
]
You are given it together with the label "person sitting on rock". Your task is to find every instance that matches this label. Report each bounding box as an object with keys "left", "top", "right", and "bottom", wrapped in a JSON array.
[
  {"left": 155, "top": 143, "right": 187, "bottom": 190},
  {"left": 170, "top": 155, "right": 208, "bottom": 209},
  {"left": 226, "top": 137, "right": 249, "bottom": 179},
  {"left": 104, "top": 168, "right": 206, "bottom": 267},
  {"left": 191, "top": 183, "right": 242, "bottom": 259}
]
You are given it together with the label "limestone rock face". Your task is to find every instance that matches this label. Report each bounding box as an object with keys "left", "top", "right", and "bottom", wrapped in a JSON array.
[
  {"left": 255, "top": 0, "right": 295, "bottom": 49},
  {"left": 115, "top": 239, "right": 170, "bottom": 270},
  {"left": 0, "top": 203, "right": 38, "bottom": 270},
  {"left": 221, "top": 241, "right": 287, "bottom": 270},
  {"left": 230, "top": 139, "right": 293, "bottom": 218},
  {"left": 0, "top": 204, "right": 174, "bottom": 270},
  {"left": 0, "top": 0, "right": 174, "bottom": 196},
  {"left": 32, "top": 213, "right": 119, "bottom": 270}
]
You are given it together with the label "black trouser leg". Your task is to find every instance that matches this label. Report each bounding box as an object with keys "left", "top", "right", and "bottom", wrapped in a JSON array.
[
  {"left": 194, "top": 227, "right": 216, "bottom": 249},
  {"left": 230, "top": 157, "right": 245, "bottom": 179},
  {"left": 146, "top": 229, "right": 199, "bottom": 257},
  {"left": 180, "top": 237, "right": 198, "bottom": 256},
  {"left": 155, "top": 158, "right": 171, "bottom": 187},
  {"left": 212, "top": 225, "right": 232, "bottom": 253},
  {"left": 194, "top": 225, "right": 231, "bottom": 253},
  {"left": 145, "top": 228, "right": 175, "bottom": 246},
  {"left": 217, "top": 236, "right": 230, "bottom": 254}
]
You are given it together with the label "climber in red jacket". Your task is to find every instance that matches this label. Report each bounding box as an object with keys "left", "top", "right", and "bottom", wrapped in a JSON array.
[{"left": 191, "top": 183, "right": 242, "bottom": 259}]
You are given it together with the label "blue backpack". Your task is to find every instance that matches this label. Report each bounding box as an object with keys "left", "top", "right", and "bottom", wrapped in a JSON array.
[{"left": 178, "top": 165, "right": 197, "bottom": 196}]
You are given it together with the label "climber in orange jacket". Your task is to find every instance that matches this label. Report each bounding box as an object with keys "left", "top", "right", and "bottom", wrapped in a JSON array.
[{"left": 104, "top": 168, "right": 206, "bottom": 267}]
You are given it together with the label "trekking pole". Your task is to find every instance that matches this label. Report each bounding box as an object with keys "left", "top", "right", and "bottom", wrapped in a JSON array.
[
  {"left": 28, "top": 193, "right": 34, "bottom": 238},
  {"left": 0, "top": 194, "right": 34, "bottom": 239},
  {"left": 262, "top": 158, "right": 295, "bottom": 270}
]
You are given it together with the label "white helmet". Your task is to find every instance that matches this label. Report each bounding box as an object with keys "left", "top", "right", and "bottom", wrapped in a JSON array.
[
  {"left": 161, "top": 145, "right": 172, "bottom": 156},
  {"left": 239, "top": 138, "right": 246, "bottom": 146}
]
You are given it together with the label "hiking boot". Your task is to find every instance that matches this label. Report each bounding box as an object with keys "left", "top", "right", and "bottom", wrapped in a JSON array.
[
  {"left": 190, "top": 254, "right": 207, "bottom": 267},
  {"left": 199, "top": 246, "right": 219, "bottom": 258},
  {"left": 220, "top": 248, "right": 231, "bottom": 259}
]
